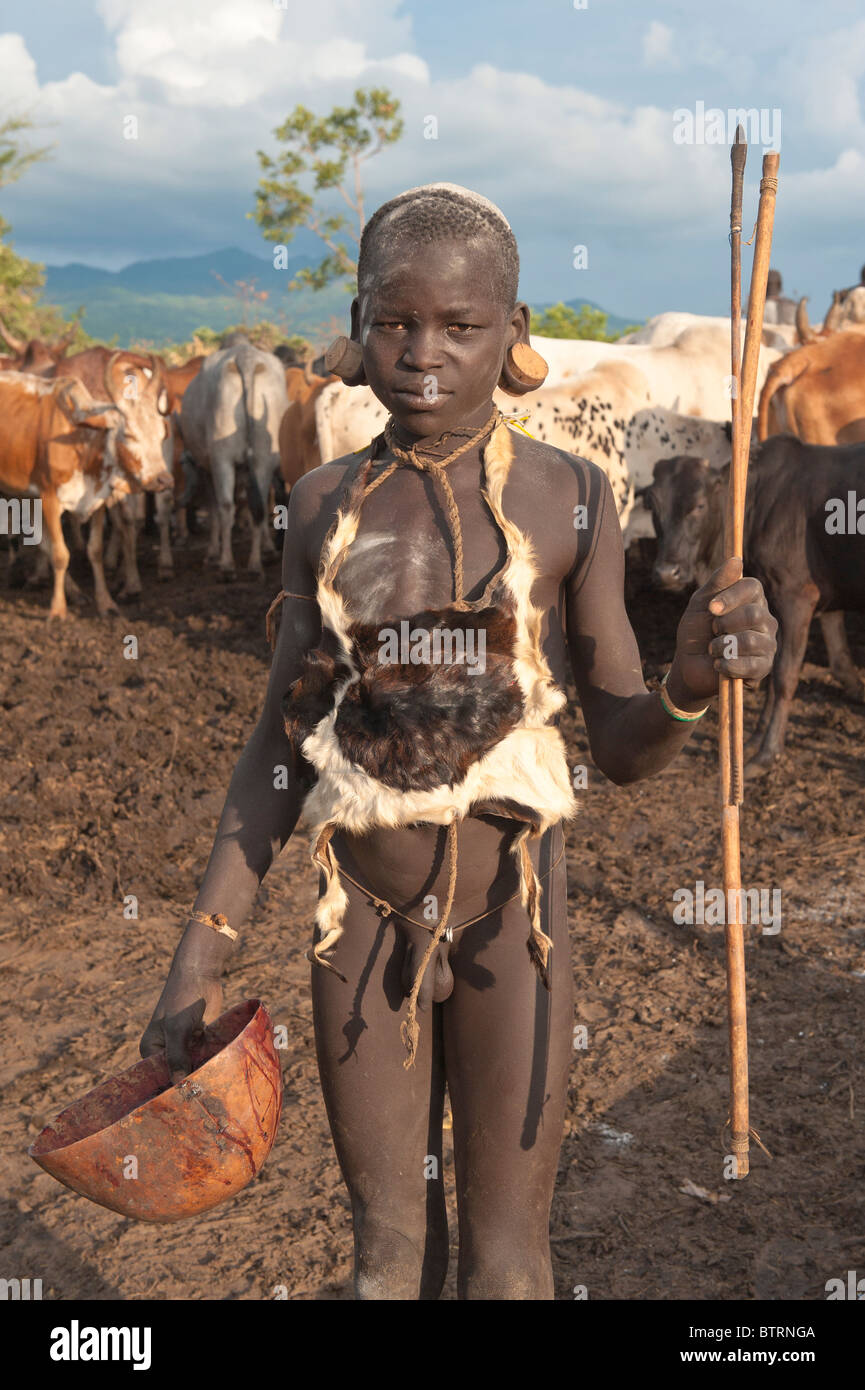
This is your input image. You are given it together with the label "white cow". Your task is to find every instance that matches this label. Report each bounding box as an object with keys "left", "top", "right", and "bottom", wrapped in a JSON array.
[
  {"left": 837, "top": 286, "right": 865, "bottom": 327},
  {"left": 619, "top": 311, "right": 795, "bottom": 353},
  {"left": 520, "top": 324, "right": 781, "bottom": 418},
  {"left": 179, "top": 338, "right": 288, "bottom": 578}
]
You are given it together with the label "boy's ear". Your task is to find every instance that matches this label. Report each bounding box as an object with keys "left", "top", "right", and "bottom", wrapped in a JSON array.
[
  {"left": 508, "top": 302, "right": 533, "bottom": 349},
  {"left": 499, "top": 301, "right": 548, "bottom": 395},
  {"left": 325, "top": 298, "right": 367, "bottom": 386}
]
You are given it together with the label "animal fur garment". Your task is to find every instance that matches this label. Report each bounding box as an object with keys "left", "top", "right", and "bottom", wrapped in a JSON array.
[{"left": 282, "top": 416, "right": 577, "bottom": 1059}]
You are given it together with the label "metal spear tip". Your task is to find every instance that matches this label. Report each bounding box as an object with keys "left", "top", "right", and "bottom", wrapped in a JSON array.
[{"left": 731, "top": 123, "right": 748, "bottom": 170}]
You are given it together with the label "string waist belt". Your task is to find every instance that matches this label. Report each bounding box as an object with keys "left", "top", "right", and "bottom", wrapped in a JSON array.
[{"left": 325, "top": 841, "right": 566, "bottom": 938}]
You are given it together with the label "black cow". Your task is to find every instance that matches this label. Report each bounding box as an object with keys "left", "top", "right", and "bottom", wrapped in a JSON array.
[{"left": 641, "top": 438, "right": 865, "bottom": 775}]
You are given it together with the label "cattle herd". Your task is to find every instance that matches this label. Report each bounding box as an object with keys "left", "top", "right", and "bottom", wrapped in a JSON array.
[{"left": 1, "top": 284, "right": 863, "bottom": 776}]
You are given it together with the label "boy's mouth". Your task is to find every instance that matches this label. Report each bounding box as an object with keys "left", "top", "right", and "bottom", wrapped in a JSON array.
[{"left": 391, "top": 385, "right": 453, "bottom": 410}]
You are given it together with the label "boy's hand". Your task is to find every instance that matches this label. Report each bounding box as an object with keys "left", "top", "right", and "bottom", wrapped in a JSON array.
[
  {"left": 667, "top": 557, "right": 778, "bottom": 706},
  {"left": 140, "top": 964, "right": 224, "bottom": 1085}
]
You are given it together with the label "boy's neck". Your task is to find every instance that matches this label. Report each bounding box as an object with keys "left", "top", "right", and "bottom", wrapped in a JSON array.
[{"left": 388, "top": 398, "right": 497, "bottom": 453}]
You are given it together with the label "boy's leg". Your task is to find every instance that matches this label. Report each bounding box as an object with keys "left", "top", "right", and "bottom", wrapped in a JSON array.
[
  {"left": 311, "top": 877, "right": 448, "bottom": 1301},
  {"left": 444, "top": 825, "right": 573, "bottom": 1300}
]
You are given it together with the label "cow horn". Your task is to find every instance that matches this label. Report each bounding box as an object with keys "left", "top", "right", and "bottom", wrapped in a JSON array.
[
  {"left": 55, "top": 324, "right": 77, "bottom": 354},
  {"left": 0, "top": 314, "right": 25, "bottom": 353},
  {"left": 821, "top": 293, "right": 845, "bottom": 335},
  {"left": 303, "top": 355, "right": 315, "bottom": 385},
  {"left": 105, "top": 350, "right": 125, "bottom": 405},
  {"left": 795, "top": 297, "right": 816, "bottom": 344},
  {"left": 143, "top": 352, "right": 164, "bottom": 400}
]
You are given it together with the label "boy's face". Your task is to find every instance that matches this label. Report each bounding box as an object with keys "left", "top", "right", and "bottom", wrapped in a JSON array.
[{"left": 353, "top": 239, "right": 527, "bottom": 437}]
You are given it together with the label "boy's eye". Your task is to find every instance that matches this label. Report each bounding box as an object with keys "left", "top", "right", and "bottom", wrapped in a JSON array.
[
  {"left": 448, "top": 323, "right": 475, "bottom": 334},
  {"left": 375, "top": 320, "right": 406, "bottom": 330}
]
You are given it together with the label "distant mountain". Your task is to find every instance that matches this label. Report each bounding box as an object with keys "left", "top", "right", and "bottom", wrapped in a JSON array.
[
  {"left": 532, "top": 297, "right": 639, "bottom": 336},
  {"left": 39, "top": 247, "right": 638, "bottom": 348},
  {"left": 44, "top": 246, "right": 303, "bottom": 297},
  {"left": 42, "top": 246, "right": 352, "bottom": 346}
]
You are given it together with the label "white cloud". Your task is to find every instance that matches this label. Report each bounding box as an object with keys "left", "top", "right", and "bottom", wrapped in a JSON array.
[
  {"left": 778, "top": 17, "right": 865, "bottom": 145},
  {"left": 1, "top": 0, "right": 864, "bottom": 315},
  {"left": 643, "top": 21, "right": 676, "bottom": 68},
  {"left": 0, "top": 32, "right": 40, "bottom": 105},
  {"left": 94, "top": 0, "right": 426, "bottom": 106}
]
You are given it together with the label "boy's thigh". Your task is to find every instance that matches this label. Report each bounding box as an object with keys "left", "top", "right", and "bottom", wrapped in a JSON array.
[
  {"left": 311, "top": 881, "right": 445, "bottom": 1199},
  {"left": 443, "top": 846, "right": 573, "bottom": 1216}
]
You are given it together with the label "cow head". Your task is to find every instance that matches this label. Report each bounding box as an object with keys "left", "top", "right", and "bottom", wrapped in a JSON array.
[
  {"left": 103, "top": 352, "right": 173, "bottom": 491},
  {"left": 640, "top": 455, "right": 724, "bottom": 591},
  {"left": 56, "top": 383, "right": 133, "bottom": 505}
]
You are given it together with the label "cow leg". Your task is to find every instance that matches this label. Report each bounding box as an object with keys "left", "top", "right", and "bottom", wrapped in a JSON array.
[
  {"left": 818, "top": 610, "right": 864, "bottom": 702},
  {"left": 210, "top": 456, "right": 236, "bottom": 580},
  {"left": 40, "top": 494, "right": 69, "bottom": 620},
  {"left": 67, "top": 514, "right": 86, "bottom": 554},
  {"left": 245, "top": 462, "right": 274, "bottom": 576},
  {"left": 87, "top": 507, "right": 120, "bottom": 616},
  {"left": 204, "top": 472, "right": 221, "bottom": 566},
  {"left": 745, "top": 590, "right": 817, "bottom": 777},
  {"left": 104, "top": 509, "right": 122, "bottom": 571},
  {"left": 155, "top": 490, "right": 175, "bottom": 581},
  {"left": 260, "top": 478, "right": 278, "bottom": 558},
  {"left": 26, "top": 539, "right": 52, "bottom": 587},
  {"left": 116, "top": 495, "right": 143, "bottom": 598},
  {"left": 744, "top": 681, "right": 775, "bottom": 761},
  {"left": 247, "top": 514, "right": 264, "bottom": 577}
]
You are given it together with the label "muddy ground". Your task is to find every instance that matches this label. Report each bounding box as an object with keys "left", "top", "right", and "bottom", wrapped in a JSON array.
[{"left": 0, "top": 532, "right": 863, "bottom": 1301}]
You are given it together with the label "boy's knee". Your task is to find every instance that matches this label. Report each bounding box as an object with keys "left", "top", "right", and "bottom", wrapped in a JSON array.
[
  {"left": 353, "top": 1210, "right": 428, "bottom": 1300},
  {"left": 460, "top": 1251, "right": 553, "bottom": 1301},
  {"left": 458, "top": 1223, "right": 553, "bottom": 1301}
]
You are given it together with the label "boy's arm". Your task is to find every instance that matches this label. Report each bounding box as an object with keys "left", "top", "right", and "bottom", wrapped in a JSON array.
[
  {"left": 564, "top": 469, "right": 776, "bottom": 785},
  {"left": 140, "top": 476, "right": 323, "bottom": 1076}
]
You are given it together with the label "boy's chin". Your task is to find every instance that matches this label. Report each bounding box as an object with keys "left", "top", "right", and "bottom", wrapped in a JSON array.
[{"left": 375, "top": 387, "right": 496, "bottom": 433}]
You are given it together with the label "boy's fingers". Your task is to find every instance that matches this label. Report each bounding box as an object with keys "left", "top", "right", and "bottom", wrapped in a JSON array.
[
  {"left": 691, "top": 557, "right": 743, "bottom": 609},
  {"left": 139, "top": 1020, "right": 160, "bottom": 1060},
  {"left": 711, "top": 602, "right": 769, "bottom": 634},
  {"left": 165, "top": 1023, "right": 194, "bottom": 1086},
  {"left": 706, "top": 576, "right": 765, "bottom": 617}
]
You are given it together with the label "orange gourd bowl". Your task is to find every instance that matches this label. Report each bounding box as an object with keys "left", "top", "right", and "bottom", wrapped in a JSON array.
[{"left": 28, "top": 999, "right": 282, "bottom": 1223}]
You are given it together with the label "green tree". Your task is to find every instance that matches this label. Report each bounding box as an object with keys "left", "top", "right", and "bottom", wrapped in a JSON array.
[
  {"left": 0, "top": 114, "right": 52, "bottom": 191},
  {"left": 530, "top": 301, "right": 639, "bottom": 342},
  {"left": 251, "top": 87, "right": 403, "bottom": 294},
  {"left": 0, "top": 114, "right": 82, "bottom": 343}
]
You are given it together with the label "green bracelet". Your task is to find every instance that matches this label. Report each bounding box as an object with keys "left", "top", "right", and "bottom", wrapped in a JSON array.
[{"left": 659, "top": 672, "right": 710, "bottom": 722}]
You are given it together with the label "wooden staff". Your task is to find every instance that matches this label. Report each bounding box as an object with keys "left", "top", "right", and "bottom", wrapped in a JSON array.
[{"left": 721, "top": 130, "right": 780, "bottom": 1178}]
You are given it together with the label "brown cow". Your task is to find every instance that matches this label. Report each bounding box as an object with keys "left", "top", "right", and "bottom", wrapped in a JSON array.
[
  {"left": 278, "top": 365, "right": 336, "bottom": 489},
  {"left": 152, "top": 354, "right": 207, "bottom": 577},
  {"left": 41, "top": 348, "right": 174, "bottom": 597},
  {"left": 758, "top": 328, "right": 865, "bottom": 446},
  {"left": 0, "top": 315, "right": 76, "bottom": 373},
  {"left": 0, "top": 373, "right": 151, "bottom": 617}
]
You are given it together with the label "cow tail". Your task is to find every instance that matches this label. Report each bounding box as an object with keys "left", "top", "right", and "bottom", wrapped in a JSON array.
[{"left": 756, "top": 356, "right": 810, "bottom": 442}]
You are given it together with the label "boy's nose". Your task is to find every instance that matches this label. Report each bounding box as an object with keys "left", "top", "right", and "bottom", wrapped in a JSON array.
[{"left": 401, "top": 330, "right": 445, "bottom": 371}]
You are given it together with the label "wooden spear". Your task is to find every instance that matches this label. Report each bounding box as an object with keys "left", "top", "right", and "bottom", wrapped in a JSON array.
[{"left": 721, "top": 129, "right": 779, "bottom": 1178}]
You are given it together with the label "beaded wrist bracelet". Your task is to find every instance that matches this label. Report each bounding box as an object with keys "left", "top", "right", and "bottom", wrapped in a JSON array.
[
  {"left": 659, "top": 671, "right": 710, "bottom": 723},
  {"left": 188, "top": 909, "right": 238, "bottom": 942}
]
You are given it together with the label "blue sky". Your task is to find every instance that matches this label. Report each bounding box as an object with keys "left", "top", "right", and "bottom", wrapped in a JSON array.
[{"left": 2, "top": 0, "right": 864, "bottom": 320}]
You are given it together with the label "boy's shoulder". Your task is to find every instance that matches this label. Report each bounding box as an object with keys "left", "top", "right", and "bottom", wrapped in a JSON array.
[
  {"left": 507, "top": 427, "right": 614, "bottom": 505},
  {"left": 288, "top": 452, "right": 364, "bottom": 517}
]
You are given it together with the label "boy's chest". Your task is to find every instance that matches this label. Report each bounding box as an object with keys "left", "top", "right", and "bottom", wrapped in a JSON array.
[{"left": 332, "top": 457, "right": 576, "bottom": 623}]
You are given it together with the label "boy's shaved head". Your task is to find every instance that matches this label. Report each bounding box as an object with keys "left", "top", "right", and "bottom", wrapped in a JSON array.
[{"left": 358, "top": 183, "right": 520, "bottom": 312}]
